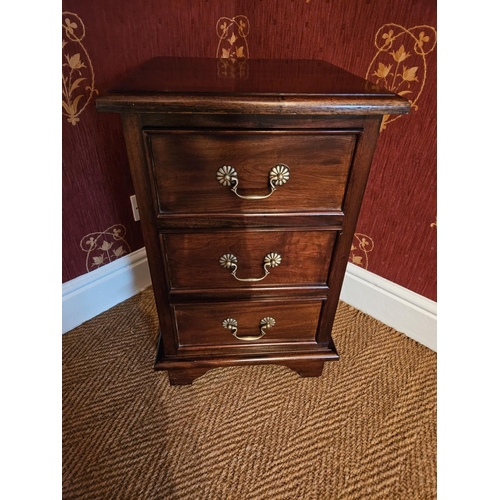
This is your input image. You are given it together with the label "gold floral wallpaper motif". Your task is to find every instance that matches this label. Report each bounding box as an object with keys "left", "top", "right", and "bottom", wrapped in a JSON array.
[
  {"left": 80, "top": 225, "right": 131, "bottom": 272},
  {"left": 366, "top": 23, "right": 436, "bottom": 131},
  {"left": 349, "top": 233, "right": 375, "bottom": 270},
  {"left": 62, "top": 12, "right": 98, "bottom": 126},
  {"left": 216, "top": 16, "right": 250, "bottom": 79}
]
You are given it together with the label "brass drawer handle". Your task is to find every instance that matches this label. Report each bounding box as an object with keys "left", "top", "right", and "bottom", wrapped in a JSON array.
[
  {"left": 217, "top": 164, "right": 290, "bottom": 200},
  {"left": 222, "top": 316, "right": 276, "bottom": 341},
  {"left": 219, "top": 252, "right": 281, "bottom": 282}
]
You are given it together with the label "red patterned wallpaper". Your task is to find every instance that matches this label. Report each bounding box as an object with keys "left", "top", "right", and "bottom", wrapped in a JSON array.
[{"left": 62, "top": 0, "right": 436, "bottom": 301}]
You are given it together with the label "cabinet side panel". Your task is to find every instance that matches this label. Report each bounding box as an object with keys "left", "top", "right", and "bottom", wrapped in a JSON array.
[
  {"left": 120, "top": 114, "right": 178, "bottom": 354},
  {"left": 317, "top": 116, "right": 382, "bottom": 345}
]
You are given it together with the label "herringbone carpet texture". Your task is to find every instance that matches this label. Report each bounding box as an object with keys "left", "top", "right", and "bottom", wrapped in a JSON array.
[{"left": 62, "top": 287, "right": 436, "bottom": 499}]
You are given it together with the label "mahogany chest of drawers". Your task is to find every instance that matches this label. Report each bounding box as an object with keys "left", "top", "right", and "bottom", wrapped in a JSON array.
[{"left": 96, "top": 57, "right": 409, "bottom": 385}]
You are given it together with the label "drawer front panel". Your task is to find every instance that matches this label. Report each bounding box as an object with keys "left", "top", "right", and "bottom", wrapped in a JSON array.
[
  {"left": 162, "top": 229, "right": 336, "bottom": 290},
  {"left": 174, "top": 300, "right": 323, "bottom": 347},
  {"left": 144, "top": 130, "right": 357, "bottom": 214}
]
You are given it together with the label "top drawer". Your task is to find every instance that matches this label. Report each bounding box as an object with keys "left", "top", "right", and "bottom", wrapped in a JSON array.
[{"left": 143, "top": 129, "right": 358, "bottom": 215}]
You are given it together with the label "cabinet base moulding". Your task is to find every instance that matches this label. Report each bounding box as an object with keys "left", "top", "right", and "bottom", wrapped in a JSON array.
[{"left": 154, "top": 332, "right": 339, "bottom": 385}]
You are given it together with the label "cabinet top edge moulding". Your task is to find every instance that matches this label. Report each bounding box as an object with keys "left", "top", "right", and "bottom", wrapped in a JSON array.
[{"left": 95, "top": 57, "right": 410, "bottom": 116}]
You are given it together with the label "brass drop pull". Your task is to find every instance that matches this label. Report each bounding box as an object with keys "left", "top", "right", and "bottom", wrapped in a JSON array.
[
  {"left": 222, "top": 317, "right": 276, "bottom": 341},
  {"left": 217, "top": 164, "right": 290, "bottom": 199},
  {"left": 219, "top": 252, "right": 281, "bottom": 282}
]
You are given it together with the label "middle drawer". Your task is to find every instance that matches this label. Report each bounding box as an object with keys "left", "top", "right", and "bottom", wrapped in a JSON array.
[{"left": 162, "top": 229, "right": 336, "bottom": 290}]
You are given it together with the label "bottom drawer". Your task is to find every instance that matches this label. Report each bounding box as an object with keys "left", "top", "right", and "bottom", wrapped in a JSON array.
[{"left": 174, "top": 300, "right": 323, "bottom": 347}]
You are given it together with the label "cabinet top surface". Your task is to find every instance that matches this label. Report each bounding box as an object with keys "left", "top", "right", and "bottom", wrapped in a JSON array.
[{"left": 96, "top": 57, "right": 410, "bottom": 115}]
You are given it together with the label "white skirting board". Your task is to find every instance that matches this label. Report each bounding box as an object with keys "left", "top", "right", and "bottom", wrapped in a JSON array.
[
  {"left": 340, "top": 263, "right": 437, "bottom": 351},
  {"left": 62, "top": 249, "right": 437, "bottom": 352},
  {"left": 62, "top": 248, "right": 151, "bottom": 334}
]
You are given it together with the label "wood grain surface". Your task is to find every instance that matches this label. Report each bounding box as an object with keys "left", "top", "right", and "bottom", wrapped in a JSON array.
[
  {"left": 145, "top": 129, "right": 357, "bottom": 214},
  {"left": 162, "top": 229, "right": 337, "bottom": 290},
  {"left": 174, "top": 299, "right": 323, "bottom": 347}
]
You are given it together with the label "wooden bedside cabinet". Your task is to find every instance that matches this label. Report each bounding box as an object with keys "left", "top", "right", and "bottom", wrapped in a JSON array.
[{"left": 96, "top": 57, "right": 409, "bottom": 385}]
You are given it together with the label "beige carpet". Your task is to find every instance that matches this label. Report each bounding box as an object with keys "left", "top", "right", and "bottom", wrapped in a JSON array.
[{"left": 62, "top": 286, "right": 436, "bottom": 499}]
